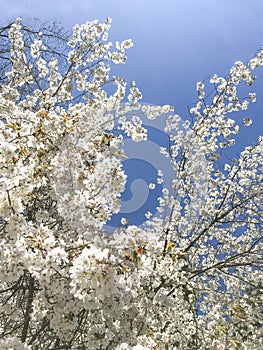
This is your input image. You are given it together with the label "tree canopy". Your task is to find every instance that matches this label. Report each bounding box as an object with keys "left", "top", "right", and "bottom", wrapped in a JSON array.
[{"left": 0, "top": 18, "right": 262, "bottom": 349}]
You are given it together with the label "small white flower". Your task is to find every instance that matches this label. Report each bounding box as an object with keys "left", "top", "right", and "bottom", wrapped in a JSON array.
[
  {"left": 219, "top": 142, "right": 227, "bottom": 148},
  {"left": 149, "top": 183, "right": 155, "bottom": 190},
  {"left": 162, "top": 188, "right": 169, "bottom": 195},
  {"left": 249, "top": 93, "right": 256, "bottom": 102},
  {"left": 145, "top": 211, "right": 152, "bottom": 219},
  {"left": 121, "top": 217, "right": 129, "bottom": 225},
  {"left": 243, "top": 118, "right": 252, "bottom": 126},
  {"left": 196, "top": 82, "right": 204, "bottom": 91},
  {"left": 228, "top": 139, "right": 235, "bottom": 146},
  {"left": 157, "top": 177, "right": 163, "bottom": 184}
]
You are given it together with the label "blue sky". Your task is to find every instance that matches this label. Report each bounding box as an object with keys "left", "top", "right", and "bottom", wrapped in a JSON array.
[{"left": 2, "top": 0, "right": 263, "bottom": 227}]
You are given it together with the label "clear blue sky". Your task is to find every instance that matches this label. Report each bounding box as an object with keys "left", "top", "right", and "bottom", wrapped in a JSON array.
[{"left": 2, "top": 0, "right": 263, "bottom": 226}]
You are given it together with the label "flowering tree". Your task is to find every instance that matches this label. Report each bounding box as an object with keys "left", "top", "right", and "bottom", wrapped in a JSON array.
[{"left": 0, "top": 18, "right": 262, "bottom": 350}]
